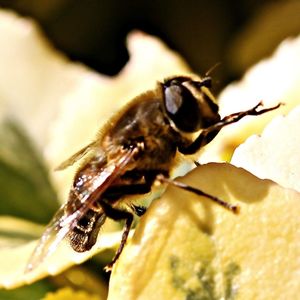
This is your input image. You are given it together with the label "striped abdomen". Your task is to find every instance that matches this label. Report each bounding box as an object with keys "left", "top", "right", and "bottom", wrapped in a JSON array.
[{"left": 68, "top": 207, "right": 106, "bottom": 252}]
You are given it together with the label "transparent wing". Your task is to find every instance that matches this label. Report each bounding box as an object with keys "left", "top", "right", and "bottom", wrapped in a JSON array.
[
  {"left": 55, "top": 140, "right": 98, "bottom": 171},
  {"left": 25, "top": 203, "right": 69, "bottom": 272},
  {"left": 25, "top": 146, "right": 140, "bottom": 273}
]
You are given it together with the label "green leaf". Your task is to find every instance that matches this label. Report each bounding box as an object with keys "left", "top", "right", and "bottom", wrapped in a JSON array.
[
  {"left": 0, "top": 280, "right": 54, "bottom": 300},
  {"left": 0, "top": 119, "right": 58, "bottom": 223},
  {"left": 0, "top": 216, "right": 43, "bottom": 247}
]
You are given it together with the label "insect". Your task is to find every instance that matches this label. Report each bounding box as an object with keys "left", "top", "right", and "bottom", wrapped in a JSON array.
[{"left": 25, "top": 75, "right": 280, "bottom": 272}]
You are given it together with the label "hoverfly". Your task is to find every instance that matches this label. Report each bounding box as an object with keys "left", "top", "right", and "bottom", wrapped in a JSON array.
[{"left": 26, "top": 75, "right": 280, "bottom": 272}]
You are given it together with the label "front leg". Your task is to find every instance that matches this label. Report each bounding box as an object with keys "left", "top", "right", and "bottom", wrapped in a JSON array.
[{"left": 179, "top": 102, "right": 281, "bottom": 155}]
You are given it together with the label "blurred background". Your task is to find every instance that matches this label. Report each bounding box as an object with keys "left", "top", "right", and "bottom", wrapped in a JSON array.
[
  {"left": 1, "top": 0, "right": 299, "bottom": 93},
  {"left": 0, "top": 0, "right": 299, "bottom": 299}
]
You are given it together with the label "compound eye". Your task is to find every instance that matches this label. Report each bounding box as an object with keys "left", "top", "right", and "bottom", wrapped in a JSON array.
[{"left": 164, "top": 83, "right": 202, "bottom": 132}]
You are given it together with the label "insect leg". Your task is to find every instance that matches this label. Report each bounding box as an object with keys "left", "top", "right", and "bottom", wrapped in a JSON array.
[
  {"left": 157, "top": 175, "right": 239, "bottom": 214},
  {"left": 100, "top": 200, "right": 134, "bottom": 272},
  {"left": 212, "top": 102, "right": 282, "bottom": 129},
  {"left": 179, "top": 102, "right": 281, "bottom": 155},
  {"left": 194, "top": 160, "right": 201, "bottom": 167}
]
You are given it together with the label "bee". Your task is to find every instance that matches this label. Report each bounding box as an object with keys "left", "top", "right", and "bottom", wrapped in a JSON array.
[{"left": 25, "top": 75, "right": 280, "bottom": 272}]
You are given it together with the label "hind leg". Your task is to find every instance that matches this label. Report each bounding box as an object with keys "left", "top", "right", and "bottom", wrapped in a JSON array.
[{"left": 100, "top": 200, "right": 134, "bottom": 272}]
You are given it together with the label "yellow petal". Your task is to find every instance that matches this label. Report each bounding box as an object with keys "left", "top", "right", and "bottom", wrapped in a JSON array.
[
  {"left": 109, "top": 163, "right": 300, "bottom": 299},
  {"left": 0, "top": 9, "right": 95, "bottom": 150},
  {"left": 0, "top": 228, "right": 125, "bottom": 289},
  {"left": 42, "top": 287, "right": 101, "bottom": 300},
  {"left": 232, "top": 105, "right": 300, "bottom": 193}
]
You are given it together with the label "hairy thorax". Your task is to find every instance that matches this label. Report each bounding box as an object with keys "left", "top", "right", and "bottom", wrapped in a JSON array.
[{"left": 102, "top": 98, "right": 180, "bottom": 170}]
